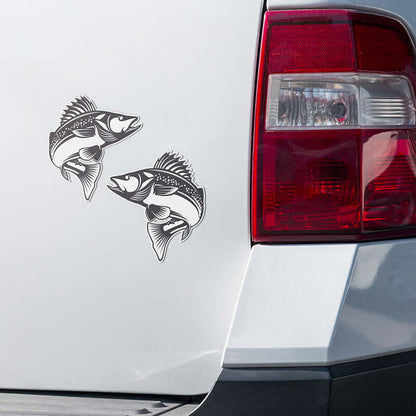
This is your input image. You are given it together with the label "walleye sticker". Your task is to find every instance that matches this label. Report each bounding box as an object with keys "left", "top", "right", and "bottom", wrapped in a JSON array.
[
  {"left": 49, "top": 96, "right": 143, "bottom": 201},
  {"left": 108, "top": 152, "right": 206, "bottom": 262}
]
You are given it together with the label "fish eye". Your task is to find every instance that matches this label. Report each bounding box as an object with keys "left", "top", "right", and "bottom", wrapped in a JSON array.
[
  {"left": 124, "top": 175, "right": 130, "bottom": 180},
  {"left": 118, "top": 116, "right": 124, "bottom": 121}
]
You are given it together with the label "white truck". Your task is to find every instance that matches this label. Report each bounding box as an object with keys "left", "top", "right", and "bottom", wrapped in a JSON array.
[{"left": 1, "top": 0, "right": 416, "bottom": 414}]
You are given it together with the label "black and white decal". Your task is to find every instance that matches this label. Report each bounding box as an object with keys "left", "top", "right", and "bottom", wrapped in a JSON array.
[
  {"left": 49, "top": 96, "right": 143, "bottom": 201},
  {"left": 108, "top": 152, "right": 206, "bottom": 262}
]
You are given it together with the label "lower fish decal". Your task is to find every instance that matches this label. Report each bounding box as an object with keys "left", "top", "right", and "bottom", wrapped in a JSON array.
[
  {"left": 49, "top": 96, "right": 142, "bottom": 201},
  {"left": 108, "top": 152, "right": 206, "bottom": 262}
]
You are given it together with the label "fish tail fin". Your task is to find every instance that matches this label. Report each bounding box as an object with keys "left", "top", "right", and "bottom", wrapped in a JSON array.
[
  {"left": 76, "top": 162, "right": 102, "bottom": 201},
  {"left": 147, "top": 220, "right": 187, "bottom": 262},
  {"left": 64, "top": 160, "right": 102, "bottom": 201}
]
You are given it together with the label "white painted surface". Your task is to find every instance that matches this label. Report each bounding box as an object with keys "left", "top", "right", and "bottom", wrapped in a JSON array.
[
  {"left": 0, "top": 0, "right": 262, "bottom": 394},
  {"left": 224, "top": 244, "right": 357, "bottom": 366}
]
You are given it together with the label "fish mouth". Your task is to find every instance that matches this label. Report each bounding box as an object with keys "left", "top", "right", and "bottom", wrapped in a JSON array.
[
  {"left": 125, "top": 117, "right": 143, "bottom": 135},
  {"left": 107, "top": 178, "right": 123, "bottom": 192}
]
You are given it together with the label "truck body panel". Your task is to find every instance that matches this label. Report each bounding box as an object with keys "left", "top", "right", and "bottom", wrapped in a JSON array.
[{"left": 0, "top": 0, "right": 261, "bottom": 395}]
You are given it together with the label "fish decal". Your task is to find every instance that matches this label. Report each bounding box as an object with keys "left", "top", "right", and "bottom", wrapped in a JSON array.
[
  {"left": 49, "top": 96, "right": 143, "bottom": 201},
  {"left": 108, "top": 152, "right": 206, "bottom": 262}
]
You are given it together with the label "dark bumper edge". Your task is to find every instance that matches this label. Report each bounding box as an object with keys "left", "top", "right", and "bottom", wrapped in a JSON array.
[{"left": 191, "top": 350, "right": 416, "bottom": 416}]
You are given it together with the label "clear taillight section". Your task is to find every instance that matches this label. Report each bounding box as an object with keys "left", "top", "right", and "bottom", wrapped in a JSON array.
[
  {"left": 252, "top": 9, "right": 416, "bottom": 243},
  {"left": 266, "top": 74, "right": 415, "bottom": 129}
]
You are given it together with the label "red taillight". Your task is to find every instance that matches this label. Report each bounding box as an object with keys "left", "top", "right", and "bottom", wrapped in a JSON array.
[
  {"left": 252, "top": 9, "right": 416, "bottom": 243},
  {"left": 268, "top": 19, "right": 355, "bottom": 73}
]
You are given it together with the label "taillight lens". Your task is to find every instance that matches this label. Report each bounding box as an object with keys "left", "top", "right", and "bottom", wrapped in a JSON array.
[
  {"left": 266, "top": 73, "right": 415, "bottom": 129},
  {"left": 252, "top": 9, "right": 416, "bottom": 243}
]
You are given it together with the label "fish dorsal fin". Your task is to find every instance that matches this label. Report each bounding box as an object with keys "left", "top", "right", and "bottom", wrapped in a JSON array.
[
  {"left": 60, "top": 96, "right": 97, "bottom": 125},
  {"left": 154, "top": 152, "right": 194, "bottom": 181}
]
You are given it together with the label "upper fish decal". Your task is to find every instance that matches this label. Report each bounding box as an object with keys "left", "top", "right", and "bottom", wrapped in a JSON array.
[
  {"left": 108, "top": 152, "right": 206, "bottom": 262},
  {"left": 49, "top": 96, "right": 143, "bottom": 201}
]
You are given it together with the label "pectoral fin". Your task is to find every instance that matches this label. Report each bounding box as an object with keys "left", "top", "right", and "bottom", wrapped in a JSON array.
[
  {"left": 79, "top": 145, "right": 103, "bottom": 162},
  {"left": 72, "top": 127, "right": 96, "bottom": 138},
  {"left": 154, "top": 184, "right": 178, "bottom": 196},
  {"left": 146, "top": 204, "right": 171, "bottom": 221}
]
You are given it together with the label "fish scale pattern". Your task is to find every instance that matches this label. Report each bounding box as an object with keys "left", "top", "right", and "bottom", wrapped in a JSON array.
[{"left": 0, "top": 392, "right": 194, "bottom": 416}]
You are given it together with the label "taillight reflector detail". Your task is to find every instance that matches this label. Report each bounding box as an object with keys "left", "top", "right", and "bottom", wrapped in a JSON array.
[{"left": 252, "top": 9, "right": 416, "bottom": 243}]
